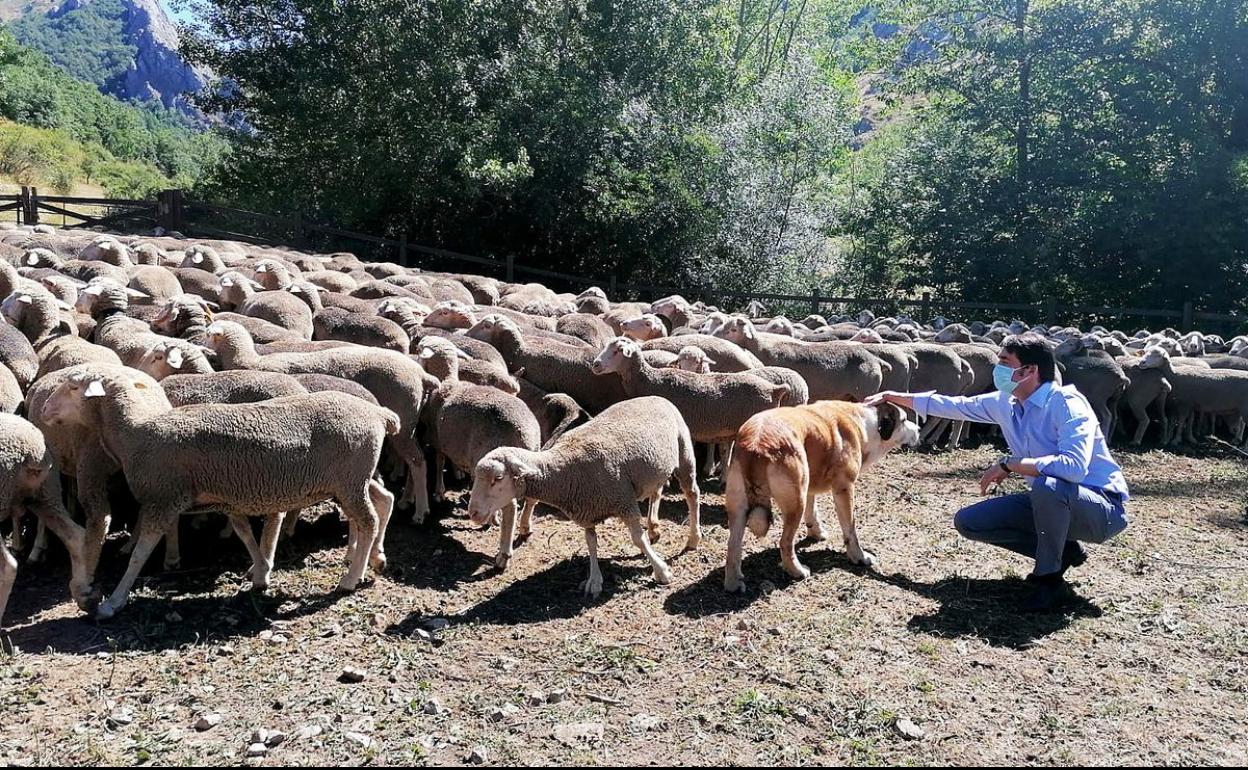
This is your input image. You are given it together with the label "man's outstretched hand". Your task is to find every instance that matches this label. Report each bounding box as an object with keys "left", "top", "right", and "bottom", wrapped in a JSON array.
[{"left": 979, "top": 464, "right": 1009, "bottom": 495}]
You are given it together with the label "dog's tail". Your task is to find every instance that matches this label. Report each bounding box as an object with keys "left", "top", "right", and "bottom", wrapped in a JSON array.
[{"left": 728, "top": 413, "right": 803, "bottom": 538}]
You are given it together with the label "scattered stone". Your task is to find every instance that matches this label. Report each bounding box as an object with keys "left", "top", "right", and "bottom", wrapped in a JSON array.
[
  {"left": 467, "top": 745, "right": 488, "bottom": 764},
  {"left": 526, "top": 690, "right": 546, "bottom": 707},
  {"left": 736, "top": 618, "right": 752, "bottom": 631},
  {"left": 423, "top": 698, "right": 447, "bottom": 716},
  {"left": 760, "top": 580, "right": 777, "bottom": 594},
  {"left": 339, "top": 667, "right": 366, "bottom": 684},
  {"left": 194, "top": 713, "right": 221, "bottom": 732},
  {"left": 895, "top": 717, "right": 925, "bottom": 741},
  {"left": 344, "top": 731, "right": 372, "bottom": 749},
  {"left": 489, "top": 704, "right": 519, "bottom": 722},
  {"left": 424, "top": 617, "right": 451, "bottom": 632},
  {"left": 321, "top": 623, "right": 342, "bottom": 638},
  {"left": 106, "top": 708, "right": 133, "bottom": 728},
  {"left": 216, "top": 645, "right": 235, "bottom": 657},
  {"left": 546, "top": 689, "right": 567, "bottom": 705},
  {"left": 265, "top": 730, "right": 286, "bottom": 748},
  {"left": 554, "top": 721, "right": 605, "bottom": 746},
  {"left": 166, "top": 611, "right": 183, "bottom": 623},
  {"left": 245, "top": 742, "right": 267, "bottom": 758},
  {"left": 291, "top": 725, "right": 322, "bottom": 742},
  {"left": 629, "top": 713, "right": 662, "bottom": 732}
]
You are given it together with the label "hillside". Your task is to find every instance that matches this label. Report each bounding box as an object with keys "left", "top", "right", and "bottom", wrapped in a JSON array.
[
  {"left": 3, "top": 0, "right": 204, "bottom": 114},
  {"left": 0, "top": 29, "right": 225, "bottom": 196}
]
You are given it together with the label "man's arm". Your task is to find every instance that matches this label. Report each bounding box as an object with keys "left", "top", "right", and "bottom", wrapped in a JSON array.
[{"left": 869, "top": 390, "right": 1004, "bottom": 425}]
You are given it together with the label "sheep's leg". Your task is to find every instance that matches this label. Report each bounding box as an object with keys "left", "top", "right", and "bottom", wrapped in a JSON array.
[
  {"left": 517, "top": 498, "right": 537, "bottom": 537},
  {"left": 645, "top": 495, "right": 662, "bottom": 546},
  {"left": 163, "top": 515, "right": 181, "bottom": 570},
  {"left": 405, "top": 455, "right": 431, "bottom": 525},
  {"left": 434, "top": 453, "right": 447, "bottom": 501},
  {"left": 8, "top": 507, "right": 25, "bottom": 553},
  {"left": 495, "top": 500, "right": 519, "bottom": 570},
  {"left": 833, "top": 486, "right": 876, "bottom": 568},
  {"left": 723, "top": 468, "right": 749, "bottom": 593},
  {"left": 216, "top": 518, "right": 233, "bottom": 540},
  {"left": 681, "top": 482, "right": 702, "bottom": 552},
  {"left": 0, "top": 539, "right": 14, "bottom": 628},
  {"left": 803, "top": 492, "right": 827, "bottom": 541},
  {"left": 948, "top": 420, "right": 967, "bottom": 449},
  {"left": 336, "top": 491, "right": 378, "bottom": 591},
  {"left": 254, "top": 513, "right": 285, "bottom": 589},
  {"left": 700, "top": 443, "right": 716, "bottom": 477},
  {"left": 1130, "top": 402, "right": 1151, "bottom": 446},
  {"left": 717, "top": 442, "right": 735, "bottom": 482},
  {"left": 25, "top": 517, "right": 48, "bottom": 565},
  {"left": 919, "top": 416, "right": 946, "bottom": 445},
  {"left": 228, "top": 515, "right": 264, "bottom": 575},
  {"left": 77, "top": 456, "right": 113, "bottom": 582},
  {"left": 367, "top": 479, "right": 394, "bottom": 572},
  {"left": 28, "top": 494, "right": 92, "bottom": 612},
  {"left": 282, "top": 509, "right": 299, "bottom": 538},
  {"left": 625, "top": 514, "right": 672, "bottom": 586},
  {"left": 579, "top": 526, "right": 603, "bottom": 597},
  {"left": 97, "top": 504, "right": 182, "bottom": 620}
]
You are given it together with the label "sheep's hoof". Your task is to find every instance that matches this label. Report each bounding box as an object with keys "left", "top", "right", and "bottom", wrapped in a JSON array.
[
  {"left": 370, "top": 553, "right": 387, "bottom": 572},
  {"left": 25, "top": 548, "right": 47, "bottom": 566},
  {"left": 783, "top": 562, "right": 811, "bottom": 580},
  {"left": 723, "top": 576, "right": 746, "bottom": 594},
  {"left": 684, "top": 532, "right": 702, "bottom": 552},
  {"left": 94, "top": 601, "right": 118, "bottom": 621},
  {"left": 494, "top": 552, "right": 511, "bottom": 571},
  {"left": 516, "top": 525, "right": 532, "bottom": 538},
  {"left": 806, "top": 525, "right": 828, "bottom": 542},
  {"left": 851, "top": 549, "right": 878, "bottom": 570},
  {"left": 579, "top": 576, "right": 603, "bottom": 597},
  {"left": 336, "top": 577, "right": 360, "bottom": 592},
  {"left": 163, "top": 558, "right": 181, "bottom": 571},
  {"left": 653, "top": 567, "right": 673, "bottom": 586},
  {"left": 647, "top": 527, "right": 662, "bottom": 545},
  {"left": 251, "top": 576, "right": 271, "bottom": 592}
]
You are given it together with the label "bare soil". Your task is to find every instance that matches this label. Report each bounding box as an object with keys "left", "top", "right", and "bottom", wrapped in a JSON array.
[{"left": 1, "top": 442, "right": 1246, "bottom": 766}]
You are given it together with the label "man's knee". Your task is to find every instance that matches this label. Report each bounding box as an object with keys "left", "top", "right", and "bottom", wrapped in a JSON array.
[{"left": 953, "top": 503, "right": 988, "bottom": 538}]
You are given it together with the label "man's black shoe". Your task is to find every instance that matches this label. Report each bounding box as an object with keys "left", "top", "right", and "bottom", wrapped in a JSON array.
[{"left": 1021, "top": 572, "right": 1075, "bottom": 614}]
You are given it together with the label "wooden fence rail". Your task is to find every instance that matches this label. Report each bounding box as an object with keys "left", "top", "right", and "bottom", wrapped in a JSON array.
[{"left": 4, "top": 188, "right": 1244, "bottom": 333}]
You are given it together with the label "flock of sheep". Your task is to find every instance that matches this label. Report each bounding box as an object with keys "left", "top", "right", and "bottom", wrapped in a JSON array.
[{"left": 2, "top": 223, "right": 1246, "bottom": 627}]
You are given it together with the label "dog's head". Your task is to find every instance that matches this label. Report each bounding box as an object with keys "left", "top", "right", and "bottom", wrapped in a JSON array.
[{"left": 874, "top": 402, "right": 920, "bottom": 449}]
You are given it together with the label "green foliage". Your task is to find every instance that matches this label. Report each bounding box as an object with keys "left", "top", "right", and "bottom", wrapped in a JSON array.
[
  {"left": 8, "top": 0, "right": 135, "bottom": 88},
  {"left": 835, "top": 0, "right": 1248, "bottom": 314},
  {"left": 183, "top": 0, "right": 1248, "bottom": 313},
  {"left": 184, "top": 0, "right": 856, "bottom": 292},
  {"left": 0, "top": 28, "right": 227, "bottom": 188}
]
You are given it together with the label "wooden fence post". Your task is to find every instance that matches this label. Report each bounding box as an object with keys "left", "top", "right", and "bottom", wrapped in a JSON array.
[
  {"left": 1044, "top": 297, "right": 1056, "bottom": 326},
  {"left": 21, "top": 186, "right": 39, "bottom": 226},
  {"left": 1182, "top": 302, "right": 1194, "bottom": 333},
  {"left": 921, "top": 290, "right": 932, "bottom": 321},
  {"left": 293, "top": 213, "right": 305, "bottom": 248},
  {"left": 399, "top": 233, "right": 408, "bottom": 267},
  {"left": 608, "top": 274, "right": 617, "bottom": 299},
  {"left": 810, "top": 286, "right": 820, "bottom": 315},
  {"left": 505, "top": 254, "right": 515, "bottom": 282}
]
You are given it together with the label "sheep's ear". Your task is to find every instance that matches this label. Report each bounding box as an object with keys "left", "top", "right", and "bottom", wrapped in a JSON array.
[
  {"left": 55, "top": 299, "right": 73, "bottom": 312},
  {"left": 83, "top": 379, "right": 106, "bottom": 399},
  {"left": 167, "top": 347, "right": 185, "bottom": 369},
  {"left": 418, "top": 347, "right": 435, "bottom": 359},
  {"left": 18, "top": 294, "right": 32, "bottom": 305},
  {"left": 512, "top": 366, "right": 526, "bottom": 378},
  {"left": 289, "top": 284, "right": 302, "bottom": 294},
  {"left": 455, "top": 349, "right": 471, "bottom": 360},
  {"left": 255, "top": 263, "right": 269, "bottom": 273},
  {"left": 220, "top": 277, "right": 234, "bottom": 287},
  {"left": 125, "top": 288, "right": 148, "bottom": 299},
  {"left": 26, "top": 254, "right": 40, "bottom": 266},
  {"left": 133, "top": 379, "right": 149, "bottom": 390},
  {"left": 248, "top": 279, "right": 264, "bottom": 291},
  {"left": 191, "top": 254, "right": 204, "bottom": 263}
]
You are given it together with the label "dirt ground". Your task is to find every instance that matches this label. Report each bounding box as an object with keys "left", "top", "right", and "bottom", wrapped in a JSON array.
[{"left": 1, "top": 441, "right": 1246, "bottom": 766}]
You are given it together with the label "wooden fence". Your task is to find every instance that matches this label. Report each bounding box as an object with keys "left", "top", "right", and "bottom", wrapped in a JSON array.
[{"left": 3, "top": 188, "right": 1244, "bottom": 333}]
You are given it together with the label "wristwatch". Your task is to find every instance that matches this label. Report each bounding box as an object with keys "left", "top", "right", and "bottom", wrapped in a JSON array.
[{"left": 997, "top": 456, "right": 1015, "bottom": 474}]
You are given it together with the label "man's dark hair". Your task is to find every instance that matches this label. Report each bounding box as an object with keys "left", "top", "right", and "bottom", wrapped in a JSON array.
[{"left": 1002, "top": 333, "right": 1057, "bottom": 382}]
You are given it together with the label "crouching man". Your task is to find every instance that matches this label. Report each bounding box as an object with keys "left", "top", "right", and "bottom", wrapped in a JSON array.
[{"left": 866, "top": 333, "right": 1130, "bottom": 612}]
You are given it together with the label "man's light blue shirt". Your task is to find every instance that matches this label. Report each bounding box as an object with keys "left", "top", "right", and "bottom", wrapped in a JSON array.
[{"left": 913, "top": 382, "right": 1130, "bottom": 501}]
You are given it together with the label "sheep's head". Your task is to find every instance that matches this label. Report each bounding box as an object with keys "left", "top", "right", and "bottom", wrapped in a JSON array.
[
  {"left": 800, "top": 314, "right": 827, "bottom": 329},
  {"left": 217, "top": 271, "right": 261, "bottom": 309},
  {"left": 856, "top": 309, "right": 875, "bottom": 326},
  {"left": 935, "top": 324, "right": 972, "bottom": 343},
  {"left": 1139, "top": 345, "right": 1171, "bottom": 370},
  {"left": 425, "top": 300, "right": 476, "bottom": 330},
  {"left": 465, "top": 314, "right": 519, "bottom": 343},
  {"left": 577, "top": 286, "right": 608, "bottom": 301},
  {"left": 42, "top": 366, "right": 166, "bottom": 429},
  {"left": 38, "top": 274, "right": 84, "bottom": 304},
  {"left": 181, "top": 245, "right": 223, "bottom": 271},
  {"left": 1, "top": 290, "right": 37, "bottom": 327},
  {"left": 416, "top": 336, "right": 468, "bottom": 370},
  {"left": 23, "top": 248, "right": 61, "bottom": 269},
  {"left": 138, "top": 341, "right": 206, "bottom": 381},
  {"left": 1230, "top": 337, "right": 1248, "bottom": 357},
  {"left": 745, "top": 299, "right": 767, "bottom": 317},
  {"left": 202, "top": 320, "right": 251, "bottom": 355},
  {"left": 253, "top": 259, "right": 293, "bottom": 290},
  {"left": 699, "top": 311, "right": 729, "bottom": 335},
  {"left": 650, "top": 295, "right": 690, "bottom": 321},
  {"left": 74, "top": 280, "right": 143, "bottom": 316},
  {"left": 286, "top": 281, "right": 325, "bottom": 312},
  {"left": 130, "top": 242, "right": 164, "bottom": 266},
  {"left": 851, "top": 328, "right": 885, "bottom": 344},
  {"left": 592, "top": 336, "right": 641, "bottom": 375},
  {"left": 1102, "top": 338, "right": 1128, "bottom": 357},
  {"left": 930, "top": 315, "right": 949, "bottom": 330},
  {"left": 765, "top": 316, "right": 796, "bottom": 336},
  {"left": 620, "top": 314, "right": 665, "bottom": 341},
  {"left": 714, "top": 316, "right": 755, "bottom": 344},
  {"left": 377, "top": 297, "right": 431, "bottom": 326},
  {"left": 468, "top": 450, "right": 533, "bottom": 527},
  {"left": 1081, "top": 334, "right": 1106, "bottom": 351},
  {"left": 673, "top": 346, "right": 713, "bottom": 374},
  {"left": 87, "top": 239, "right": 133, "bottom": 267},
  {"left": 576, "top": 294, "right": 609, "bottom": 315}
]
